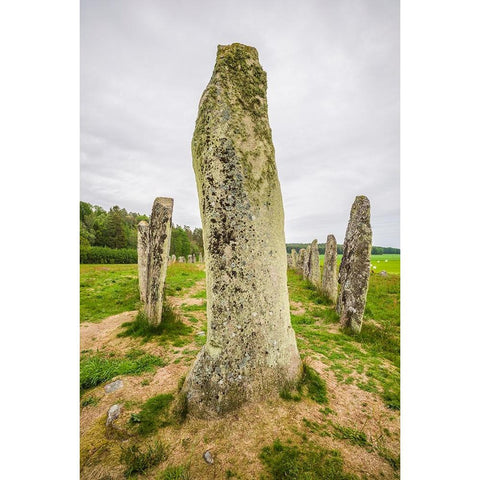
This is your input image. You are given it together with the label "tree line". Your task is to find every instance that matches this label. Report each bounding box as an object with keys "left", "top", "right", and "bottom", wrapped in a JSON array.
[
  {"left": 80, "top": 202, "right": 399, "bottom": 263},
  {"left": 286, "top": 244, "right": 400, "bottom": 255},
  {"left": 80, "top": 201, "right": 204, "bottom": 258}
]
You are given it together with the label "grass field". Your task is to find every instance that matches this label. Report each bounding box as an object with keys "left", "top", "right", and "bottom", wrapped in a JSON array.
[
  {"left": 320, "top": 253, "right": 400, "bottom": 275},
  {"left": 80, "top": 258, "right": 400, "bottom": 479}
]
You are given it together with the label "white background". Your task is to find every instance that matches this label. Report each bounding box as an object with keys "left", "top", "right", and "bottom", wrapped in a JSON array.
[{"left": 0, "top": 1, "right": 479, "bottom": 478}]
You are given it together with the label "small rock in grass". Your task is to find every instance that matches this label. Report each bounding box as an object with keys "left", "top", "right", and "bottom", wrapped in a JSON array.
[
  {"left": 380, "top": 270, "right": 388, "bottom": 277},
  {"left": 196, "top": 331, "right": 206, "bottom": 336},
  {"left": 104, "top": 379, "right": 123, "bottom": 393},
  {"left": 203, "top": 450, "right": 214, "bottom": 464},
  {"left": 106, "top": 404, "right": 122, "bottom": 426}
]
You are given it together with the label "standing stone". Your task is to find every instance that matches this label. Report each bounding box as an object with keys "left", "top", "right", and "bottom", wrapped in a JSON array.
[
  {"left": 199, "top": 253, "right": 203, "bottom": 263},
  {"left": 298, "top": 248, "right": 306, "bottom": 273},
  {"left": 290, "top": 249, "right": 298, "bottom": 269},
  {"left": 187, "top": 254, "right": 193, "bottom": 263},
  {"left": 171, "top": 254, "right": 176, "bottom": 263},
  {"left": 183, "top": 43, "right": 301, "bottom": 417},
  {"left": 137, "top": 221, "right": 150, "bottom": 303},
  {"left": 302, "top": 245, "right": 311, "bottom": 280},
  {"left": 144, "top": 197, "right": 174, "bottom": 325},
  {"left": 321, "top": 234, "right": 338, "bottom": 303},
  {"left": 287, "top": 252, "right": 293, "bottom": 268},
  {"left": 336, "top": 196, "right": 372, "bottom": 333},
  {"left": 306, "top": 239, "right": 320, "bottom": 287},
  {"left": 179, "top": 256, "right": 185, "bottom": 263}
]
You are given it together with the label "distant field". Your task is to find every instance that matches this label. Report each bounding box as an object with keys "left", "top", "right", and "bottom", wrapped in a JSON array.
[{"left": 320, "top": 253, "right": 400, "bottom": 275}]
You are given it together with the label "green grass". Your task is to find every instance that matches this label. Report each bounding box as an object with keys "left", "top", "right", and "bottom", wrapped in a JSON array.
[
  {"left": 130, "top": 393, "right": 174, "bottom": 435},
  {"left": 332, "top": 424, "right": 369, "bottom": 446},
  {"left": 157, "top": 464, "right": 191, "bottom": 480},
  {"left": 287, "top": 268, "right": 400, "bottom": 410},
  {"left": 303, "top": 365, "right": 328, "bottom": 404},
  {"left": 80, "top": 349, "right": 165, "bottom": 393},
  {"left": 259, "top": 439, "right": 359, "bottom": 480},
  {"left": 80, "top": 263, "right": 205, "bottom": 323},
  {"left": 80, "top": 395, "right": 99, "bottom": 407},
  {"left": 120, "top": 441, "right": 168, "bottom": 477},
  {"left": 319, "top": 253, "right": 400, "bottom": 275},
  {"left": 119, "top": 307, "right": 193, "bottom": 345},
  {"left": 164, "top": 263, "right": 205, "bottom": 296},
  {"left": 80, "top": 264, "right": 140, "bottom": 322}
]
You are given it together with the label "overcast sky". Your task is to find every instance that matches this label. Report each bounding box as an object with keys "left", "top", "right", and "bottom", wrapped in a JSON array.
[{"left": 81, "top": 0, "right": 399, "bottom": 247}]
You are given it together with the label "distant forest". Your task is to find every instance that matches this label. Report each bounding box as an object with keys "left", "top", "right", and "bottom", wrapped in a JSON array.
[
  {"left": 80, "top": 201, "right": 399, "bottom": 261},
  {"left": 80, "top": 201, "right": 203, "bottom": 258},
  {"left": 286, "top": 244, "right": 400, "bottom": 255}
]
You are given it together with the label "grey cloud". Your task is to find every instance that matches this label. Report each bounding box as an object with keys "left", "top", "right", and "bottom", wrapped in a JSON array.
[{"left": 81, "top": 0, "right": 399, "bottom": 247}]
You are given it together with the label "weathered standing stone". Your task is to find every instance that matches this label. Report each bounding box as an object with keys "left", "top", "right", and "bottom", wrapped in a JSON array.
[
  {"left": 198, "top": 253, "right": 203, "bottom": 263},
  {"left": 178, "top": 256, "right": 185, "bottom": 263},
  {"left": 298, "top": 248, "right": 306, "bottom": 273},
  {"left": 137, "top": 221, "right": 150, "bottom": 303},
  {"left": 183, "top": 43, "right": 301, "bottom": 417},
  {"left": 187, "top": 254, "right": 193, "bottom": 263},
  {"left": 287, "top": 253, "right": 293, "bottom": 268},
  {"left": 302, "top": 245, "right": 311, "bottom": 280},
  {"left": 290, "top": 249, "right": 298, "bottom": 269},
  {"left": 336, "top": 196, "right": 372, "bottom": 333},
  {"left": 144, "top": 197, "right": 174, "bottom": 325},
  {"left": 171, "top": 254, "right": 176, "bottom": 263},
  {"left": 321, "top": 234, "right": 338, "bottom": 303},
  {"left": 306, "top": 239, "right": 320, "bottom": 287}
]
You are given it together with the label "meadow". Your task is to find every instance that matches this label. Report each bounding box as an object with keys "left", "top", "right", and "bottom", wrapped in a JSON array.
[
  {"left": 319, "top": 253, "right": 400, "bottom": 275},
  {"left": 80, "top": 257, "right": 400, "bottom": 479}
]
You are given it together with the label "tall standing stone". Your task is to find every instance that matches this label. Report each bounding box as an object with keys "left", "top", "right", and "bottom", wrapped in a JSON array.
[
  {"left": 198, "top": 252, "right": 203, "bottom": 263},
  {"left": 183, "top": 43, "right": 301, "bottom": 417},
  {"left": 303, "top": 245, "right": 311, "bottom": 280},
  {"left": 144, "top": 197, "right": 174, "bottom": 325},
  {"left": 291, "top": 249, "right": 298, "bottom": 270},
  {"left": 137, "top": 221, "right": 150, "bottom": 303},
  {"left": 336, "top": 196, "right": 372, "bottom": 333},
  {"left": 298, "top": 248, "right": 306, "bottom": 274},
  {"left": 187, "top": 254, "right": 193, "bottom": 263},
  {"left": 306, "top": 239, "right": 320, "bottom": 287},
  {"left": 321, "top": 234, "right": 338, "bottom": 303}
]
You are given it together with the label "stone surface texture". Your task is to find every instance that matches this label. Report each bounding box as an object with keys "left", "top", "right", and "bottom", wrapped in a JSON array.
[
  {"left": 137, "top": 221, "right": 150, "bottom": 303},
  {"left": 106, "top": 404, "right": 122, "bottom": 426},
  {"left": 302, "top": 245, "right": 311, "bottom": 280},
  {"left": 144, "top": 197, "right": 174, "bottom": 325},
  {"left": 336, "top": 196, "right": 372, "bottom": 333},
  {"left": 306, "top": 239, "right": 320, "bottom": 287},
  {"left": 183, "top": 43, "right": 301, "bottom": 417},
  {"left": 104, "top": 379, "right": 124, "bottom": 394},
  {"left": 321, "top": 234, "right": 338, "bottom": 303},
  {"left": 297, "top": 249, "right": 306, "bottom": 273},
  {"left": 290, "top": 249, "right": 298, "bottom": 269}
]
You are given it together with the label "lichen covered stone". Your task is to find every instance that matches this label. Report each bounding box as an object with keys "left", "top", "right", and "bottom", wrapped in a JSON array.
[
  {"left": 183, "top": 43, "right": 301, "bottom": 417},
  {"left": 144, "top": 197, "right": 173, "bottom": 325},
  {"left": 336, "top": 196, "right": 372, "bottom": 333},
  {"left": 321, "top": 234, "right": 338, "bottom": 303},
  {"left": 306, "top": 239, "right": 320, "bottom": 287},
  {"left": 137, "top": 220, "right": 149, "bottom": 303}
]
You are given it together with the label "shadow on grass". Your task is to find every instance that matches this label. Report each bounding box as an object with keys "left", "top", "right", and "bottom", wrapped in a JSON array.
[{"left": 118, "top": 303, "right": 193, "bottom": 344}]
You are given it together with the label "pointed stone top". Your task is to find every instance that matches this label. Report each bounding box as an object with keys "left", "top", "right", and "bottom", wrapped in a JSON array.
[
  {"left": 350, "top": 196, "right": 370, "bottom": 223},
  {"left": 138, "top": 220, "right": 149, "bottom": 227},
  {"left": 217, "top": 43, "right": 259, "bottom": 60},
  {"left": 327, "top": 234, "right": 336, "bottom": 242},
  {"left": 354, "top": 195, "right": 370, "bottom": 206}
]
